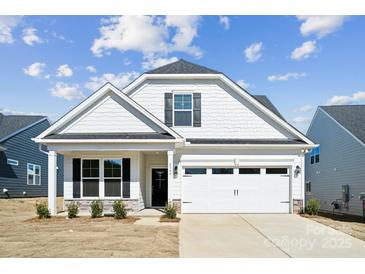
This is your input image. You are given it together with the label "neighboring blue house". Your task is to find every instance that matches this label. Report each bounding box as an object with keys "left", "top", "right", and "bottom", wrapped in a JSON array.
[
  {"left": 0, "top": 113, "right": 63, "bottom": 198},
  {"left": 306, "top": 105, "right": 365, "bottom": 217}
]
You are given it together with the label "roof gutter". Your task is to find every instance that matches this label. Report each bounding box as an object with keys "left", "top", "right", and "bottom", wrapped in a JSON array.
[{"left": 184, "top": 143, "right": 317, "bottom": 151}]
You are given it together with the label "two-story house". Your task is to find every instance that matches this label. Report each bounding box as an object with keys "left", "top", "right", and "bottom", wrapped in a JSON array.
[
  {"left": 0, "top": 113, "right": 63, "bottom": 197},
  {"left": 306, "top": 105, "right": 365, "bottom": 217},
  {"left": 33, "top": 59, "right": 315, "bottom": 215}
]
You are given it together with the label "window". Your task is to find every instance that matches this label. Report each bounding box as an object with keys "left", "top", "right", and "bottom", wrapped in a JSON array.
[
  {"left": 311, "top": 146, "right": 320, "bottom": 164},
  {"left": 174, "top": 94, "right": 192, "bottom": 126},
  {"left": 27, "top": 163, "right": 41, "bottom": 185},
  {"left": 305, "top": 181, "right": 311, "bottom": 193},
  {"left": 104, "top": 159, "right": 121, "bottom": 197},
  {"left": 266, "top": 168, "right": 288, "bottom": 174},
  {"left": 212, "top": 168, "right": 234, "bottom": 174},
  {"left": 185, "top": 168, "right": 207, "bottom": 175},
  {"left": 239, "top": 168, "right": 261, "bottom": 174},
  {"left": 82, "top": 159, "right": 99, "bottom": 197},
  {"left": 7, "top": 159, "right": 18, "bottom": 166}
]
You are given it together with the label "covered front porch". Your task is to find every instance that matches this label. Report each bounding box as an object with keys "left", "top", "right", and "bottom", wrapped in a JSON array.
[{"left": 47, "top": 147, "right": 178, "bottom": 215}]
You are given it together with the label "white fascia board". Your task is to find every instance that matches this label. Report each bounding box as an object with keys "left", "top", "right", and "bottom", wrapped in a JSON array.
[
  {"left": 319, "top": 107, "right": 365, "bottom": 147},
  {"left": 35, "top": 83, "right": 182, "bottom": 140},
  {"left": 0, "top": 117, "right": 48, "bottom": 143},
  {"left": 184, "top": 143, "right": 317, "bottom": 150},
  {"left": 33, "top": 138, "right": 183, "bottom": 144},
  {"left": 124, "top": 73, "right": 314, "bottom": 145}
]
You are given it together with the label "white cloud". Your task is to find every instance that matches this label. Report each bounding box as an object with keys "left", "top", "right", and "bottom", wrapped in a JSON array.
[
  {"left": 297, "top": 16, "right": 348, "bottom": 38},
  {"left": 91, "top": 15, "right": 201, "bottom": 59},
  {"left": 0, "top": 16, "right": 22, "bottom": 44},
  {"left": 50, "top": 82, "right": 84, "bottom": 100},
  {"left": 291, "top": 40, "right": 317, "bottom": 60},
  {"left": 236, "top": 79, "right": 250, "bottom": 90},
  {"left": 292, "top": 116, "right": 312, "bottom": 124},
  {"left": 142, "top": 55, "right": 178, "bottom": 70},
  {"left": 268, "top": 72, "right": 306, "bottom": 81},
  {"left": 295, "top": 104, "right": 314, "bottom": 113},
  {"left": 85, "top": 71, "right": 139, "bottom": 90},
  {"left": 326, "top": 91, "right": 365, "bottom": 105},
  {"left": 86, "top": 65, "right": 96, "bottom": 73},
  {"left": 219, "top": 16, "right": 230, "bottom": 30},
  {"left": 22, "top": 27, "right": 42, "bottom": 46},
  {"left": 56, "top": 64, "right": 73, "bottom": 77},
  {"left": 23, "top": 62, "right": 46, "bottom": 77},
  {"left": 244, "top": 42, "right": 263, "bottom": 63}
]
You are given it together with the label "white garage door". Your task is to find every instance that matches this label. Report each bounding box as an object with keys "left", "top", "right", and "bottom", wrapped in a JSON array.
[{"left": 182, "top": 167, "right": 290, "bottom": 213}]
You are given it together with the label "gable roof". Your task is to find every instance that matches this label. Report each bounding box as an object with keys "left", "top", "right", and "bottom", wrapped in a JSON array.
[
  {"left": 320, "top": 105, "right": 365, "bottom": 145},
  {"left": 0, "top": 113, "right": 46, "bottom": 142},
  {"left": 146, "top": 59, "right": 221, "bottom": 74},
  {"left": 34, "top": 83, "right": 183, "bottom": 142}
]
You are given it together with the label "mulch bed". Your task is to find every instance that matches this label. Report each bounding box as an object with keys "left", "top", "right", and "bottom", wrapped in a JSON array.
[
  {"left": 24, "top": 215, "right": 140, "bottom": 224},
  {"left": 160, "top": 216, "right": 180, "bottom": 223}
]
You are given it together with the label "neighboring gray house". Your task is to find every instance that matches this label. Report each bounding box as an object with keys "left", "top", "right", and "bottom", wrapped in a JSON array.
[
  {"left": 306, "top": 105, "right": 365, "bottom": 217},
  {"left": 0, "top": 113, "right": 63, "bottom": 198}
]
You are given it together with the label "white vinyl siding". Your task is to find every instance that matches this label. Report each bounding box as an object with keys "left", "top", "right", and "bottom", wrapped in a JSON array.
[{"left": 131, "top": 79, "right": 292, "bottom": 139}]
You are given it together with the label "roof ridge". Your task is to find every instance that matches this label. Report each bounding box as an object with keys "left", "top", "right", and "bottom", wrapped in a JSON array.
[{"left": 146, "top": 58, "right": 221, "bottom": 74}]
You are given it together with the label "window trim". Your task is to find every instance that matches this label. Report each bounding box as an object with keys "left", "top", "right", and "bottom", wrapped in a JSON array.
[
  {"left": 7, "top": 159, "right": 19, "bottom": 166},
  {"left": 173, "top": 92, "right": 193, "bottom": 127},
  {"left": 81, "top": 158, "right": 100, "bottom": 198},
  {"left": 103, "top": 158, "right": 122, "bottom": 198},
  {"left": 27, "top": 163, "right": 41, "bottom": 186},
  {"left": 305, "top": 181, "right": 312, "bottom": 194}
]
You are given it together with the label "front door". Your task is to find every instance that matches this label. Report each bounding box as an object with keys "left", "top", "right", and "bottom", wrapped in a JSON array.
[{"left": 152, "top": 168, "right": 168, "bottom": 207}]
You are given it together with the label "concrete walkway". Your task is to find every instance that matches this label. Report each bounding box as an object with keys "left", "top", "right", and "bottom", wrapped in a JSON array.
[{"left": 180, "top": 214, "right": 365, "bottom": 258}]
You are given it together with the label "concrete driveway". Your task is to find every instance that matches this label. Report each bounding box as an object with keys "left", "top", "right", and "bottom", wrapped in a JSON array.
[{"left": 179, "top": 214, "right": 365, "bottom": 257}]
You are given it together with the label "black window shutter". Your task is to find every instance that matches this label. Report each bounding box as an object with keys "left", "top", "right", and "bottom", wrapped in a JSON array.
[
  {"left": 72, "top": 158, "right": 81, "bottom": 198},
  {"left": 193, "top": 93, "right": 201, "bottom": 127},
  {"left": 164, "top": 93, "right": 173, "bottom": 127},
  {"left": 122, "top": 158, "right": 131, "bottom": 198}
]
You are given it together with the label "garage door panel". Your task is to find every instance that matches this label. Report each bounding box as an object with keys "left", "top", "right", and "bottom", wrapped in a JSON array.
[{"left": 182, "top": 167, "right": 290, "bottom": 214}]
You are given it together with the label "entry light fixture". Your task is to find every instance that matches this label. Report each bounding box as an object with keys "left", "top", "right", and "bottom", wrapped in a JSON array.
[
  {"left": 174, "top": 165, "right": 178, "bottom": 177},
  {"left": 294, "top": 165, "right": 301, "bottom": 177}
]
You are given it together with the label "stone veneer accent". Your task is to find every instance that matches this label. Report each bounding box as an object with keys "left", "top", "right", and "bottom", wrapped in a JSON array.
[
  {"left": 172, "top": 199, "right": 181, "bottom": 214},
  {"left": 293, "top": 199, "right": 304, "bottom": 214},
  {"left": 64, "top": 199, "right": 140, "bottom": 215}
]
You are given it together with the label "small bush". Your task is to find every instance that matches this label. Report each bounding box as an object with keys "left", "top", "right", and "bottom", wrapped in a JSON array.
[
  {"left": 164, "top": 202, "right": 177, "bottom": 219},
  {"left": 90, "top": 200, "right": 103, "bottom": 218},
  {"left": 306, "top": 198, "right": 320, "bottom": 215},
  {"left": 112, "top": 200, "right": 127, "bottom": 219},
  {"left": 67, "top": 202, "right": 79, "bottom": 219},
  {"left": 35, "top": 201, "right": 50, "bottom": 219}
]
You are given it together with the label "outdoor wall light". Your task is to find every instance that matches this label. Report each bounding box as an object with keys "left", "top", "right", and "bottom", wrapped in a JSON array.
[
  {"left": 294, "top": 165, "right": 301, "bottom": 177},
  {"left": 174, "top": 165, "right": 178, "bottom": 176}
]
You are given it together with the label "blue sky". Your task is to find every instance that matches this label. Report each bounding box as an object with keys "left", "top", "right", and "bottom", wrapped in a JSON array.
[{"left": 0, "top": 15, "right": 364, "bottom": 132}]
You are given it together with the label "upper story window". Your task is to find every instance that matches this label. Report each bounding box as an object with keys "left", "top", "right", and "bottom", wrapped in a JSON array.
[
  {"left": 7, "top": 159, "right": 18, "bottom": 166},
  {"left": 27, "top": 163, "right": 41, "bottom": 185},
  {"left": 174, "top": 94, "right": 192, "bottom": 126},
  {"left": 310, "top": 146, "right": 320, "bottom": 164}
]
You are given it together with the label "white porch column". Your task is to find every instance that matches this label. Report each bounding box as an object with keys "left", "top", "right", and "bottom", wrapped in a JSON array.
[
  {"left": 48, "top": 151, "right": 57, "bottom": 215},
  {"left": 167, "top": 150, "right": 174, "bottom": 202}
]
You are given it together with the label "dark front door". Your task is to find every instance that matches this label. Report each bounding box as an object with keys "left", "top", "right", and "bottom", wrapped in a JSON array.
[{"left": 152, "top": 168, "right": 168, "bottom": 207}]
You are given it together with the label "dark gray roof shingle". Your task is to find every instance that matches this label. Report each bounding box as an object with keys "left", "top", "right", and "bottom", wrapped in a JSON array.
[
  {"left": 252, "top": 95, "right": 284, "bottom": 120},
  {"left": 44, "top": 132, "right": 174, "bottom": 140},
  {"left": 320, "top": 105, "right": 365, "bottom": 144},
  {"left": 0, "top": 113, "right": 45, "bottom": 141},
  {"left": 146, "top": 59, "right": 221, "bottom": 74},
  {"left": 186, "top": 138, "right": 305, "bottom": 145}
]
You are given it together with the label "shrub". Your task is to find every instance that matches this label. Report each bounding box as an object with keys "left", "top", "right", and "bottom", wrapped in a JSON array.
[
  {"left": 164, "top": 202, "right": 177, "bottom": 219},
  {"left": 90, "top": 200, "right": 103, "bottom": 218},
  {"left": 35, "top": 201, "right": 50, "bottom": 219},
  {"left": 67, "top": 202, "right": 79, "bottom": 219},
  {"left": 112, "top": 200, "right": 127, "bottom": 219},
  {"left": 306, "top": 198, "right": 320, "bottom": 215}
]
